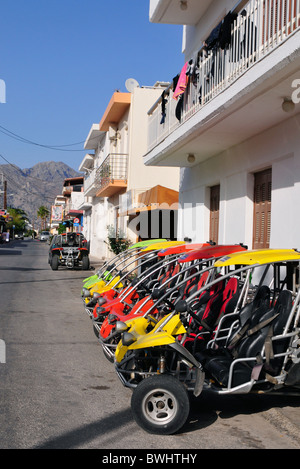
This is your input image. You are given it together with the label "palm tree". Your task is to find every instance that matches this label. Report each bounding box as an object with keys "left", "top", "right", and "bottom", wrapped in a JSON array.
[{"left": 37, "top": 205, "right": 50, "bottom": 231}]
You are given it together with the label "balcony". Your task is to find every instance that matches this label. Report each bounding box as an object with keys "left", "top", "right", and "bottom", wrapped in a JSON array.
[
  {"left": 83, "top": 168, "right": 99, "bottom": 197},
  {"left": 145, "top": 0, "right": 300, "bottom": 167},
  {"left": 64, "top": 192, "right": 84, "bottom": 217},
  {"left": 95, "top": 153, "right": 128, "bottom": 198}
]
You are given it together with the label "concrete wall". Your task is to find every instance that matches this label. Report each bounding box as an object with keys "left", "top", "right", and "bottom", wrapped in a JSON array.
[
  {"left": 128, "top": 86, "right": 179, "bottom": 192},
  {"left": 177, "top": 113, "right": 300, "bottom": 249}
]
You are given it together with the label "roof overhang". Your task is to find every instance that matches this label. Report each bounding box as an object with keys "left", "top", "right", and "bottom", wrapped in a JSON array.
[
  {"left": 99, "top": 92, "right": 131, "bottom": 131},
  {"left": 78, "top": 153, "right": 94, "bottom": 172},
  {"left": 63, "top": 177, "right": 84, "bottom": 187},
  {"left": 84, "top": 124, "right": 105, "bottom": 150},
  {"left": 149, "top": 0, "right": 213, "bottom": 25}
]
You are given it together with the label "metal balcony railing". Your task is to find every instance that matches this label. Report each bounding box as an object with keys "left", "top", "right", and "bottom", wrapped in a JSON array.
[
  {"left": 95, "top": 153, "right": 128, "bottom": 194},
  {"left": 147, "top": 0, "right": 300, "bottom": 151}
]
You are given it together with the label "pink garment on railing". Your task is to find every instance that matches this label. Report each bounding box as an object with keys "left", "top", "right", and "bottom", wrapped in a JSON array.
[{"left": 173, "top": 62, "right": 188, "bottom": 100}]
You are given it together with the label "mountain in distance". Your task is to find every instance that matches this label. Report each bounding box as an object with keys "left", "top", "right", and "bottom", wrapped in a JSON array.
[{"left": 0, "top": 161, "right": 81, "bottom": 227}]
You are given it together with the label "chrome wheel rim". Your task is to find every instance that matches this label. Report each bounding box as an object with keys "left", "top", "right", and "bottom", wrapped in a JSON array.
[{"left": 142, "top": 388, "right": 178, "bottom": 426}]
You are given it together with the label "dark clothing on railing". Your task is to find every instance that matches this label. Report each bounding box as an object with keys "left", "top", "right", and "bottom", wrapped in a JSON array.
[{"left": 204, "top": 11, "right": 237, "bottom": 52}]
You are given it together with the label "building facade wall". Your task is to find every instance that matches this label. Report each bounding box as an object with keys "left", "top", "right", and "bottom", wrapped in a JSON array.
[
  {"left": 177, "top": 113, "right": 300, "bottom": 249},
  {"left": 128, "top": 86, "right": 180, "bottom": 193}
]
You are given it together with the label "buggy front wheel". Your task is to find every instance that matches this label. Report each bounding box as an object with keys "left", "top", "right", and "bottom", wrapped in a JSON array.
[
  {"left": 82, "top": 255, "right": 90, "bottom": 270},
  {"left": 51, "top": 254, "right": 59, "bottom": 271},
  {"left": 131, "top": 374, "right": 190, "bottom": 435}
]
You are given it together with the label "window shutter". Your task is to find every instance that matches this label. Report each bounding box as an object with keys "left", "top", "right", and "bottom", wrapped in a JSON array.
[
  {"left": 253, "top": 169, "right": 272, "bottom": 249},
  {"left": 210, "top": 185, "right": 220, "bottom": 244}
]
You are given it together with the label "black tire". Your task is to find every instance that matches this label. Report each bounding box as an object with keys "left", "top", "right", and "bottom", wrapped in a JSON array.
[
  {"left": 51, "top": 255, "right": 59, "bottom": 271},
  {"left": 131, "top": 374, "right": 190, "bottom": 435},
  {"left": 93, "top": 323, "right": 100, "bottom": 338},
  {"left": 82, "top": 255, "right": 90, "bottom": 270}
]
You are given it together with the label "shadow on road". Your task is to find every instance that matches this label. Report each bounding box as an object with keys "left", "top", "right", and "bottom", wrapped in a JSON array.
[
  {"left": 30, "top": 389, "right": 300, "bottom": 448},
  {"left": 0, "top": 250, "right": 23, "bottom": 255},
  {"left": 182, "top": 389, "right": 300, "bottom": 435},
  {"left": 0, "top": 275, "right": 89, "bottom": 285},
  {"left": 0, "top": 267, "right": 49, "bottom": 271},
  {"left": 32, "top": 408, "right": 135, "bottom": 449}
]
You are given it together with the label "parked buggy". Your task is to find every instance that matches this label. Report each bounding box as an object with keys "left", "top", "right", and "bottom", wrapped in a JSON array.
[{"left": 114, "top": 249, "right": 300, "bottom": 435}]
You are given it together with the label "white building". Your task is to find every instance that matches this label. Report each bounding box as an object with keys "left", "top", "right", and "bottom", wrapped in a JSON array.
[
  {"left": 79, "top": 83, "right": 180, "bottom": 260},
  {"left": 62, "top": 177, "right": 84, "bottom": 232},
  {"left": 50, "top": 195, "right": 66, "bottom": 233},
  {"left": 145, "top": 0, "right": 300, "bottom": 250}
]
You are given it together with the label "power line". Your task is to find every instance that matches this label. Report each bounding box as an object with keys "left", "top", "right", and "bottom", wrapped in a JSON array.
[{"left": 0, "top": 123, "right": 102, "bottom": 151}]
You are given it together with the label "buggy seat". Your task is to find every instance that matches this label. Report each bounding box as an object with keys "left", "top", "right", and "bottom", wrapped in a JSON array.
[
  {"left": 196, "top": 289, "right": 293, "bottom": 388},
  {"left": 183, "top": 277, "right": 240, "bottom": 353}
]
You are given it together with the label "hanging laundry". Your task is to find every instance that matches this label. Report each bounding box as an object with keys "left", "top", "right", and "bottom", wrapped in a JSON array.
[
  {"left": 219, "top": 11, "right": 237, "bottom": 49},
  {"left": 160, "top": 89, "right": 168, "bottom": 125},
  {"left": 173, "top": 62, "right": 189, "bottom": 100},
  {"left": 172, "top": 74, "right": 179, "bottom": 92},
  {"left": 240, "top": 9, "right": 257, "bottom": 59},
  {"left": 204, "top": 11, "right": 237, "bottom": 53},
  {"left": 175, "top": 95, "right": 184, "bottom": 121},
  {"left": 186, "top": 58, "right": 195, "bottom": 77},
  {"left": 204, "top": 22, "right": 222, "bottom": 50}
]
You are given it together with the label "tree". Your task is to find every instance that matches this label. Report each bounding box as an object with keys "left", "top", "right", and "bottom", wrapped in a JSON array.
[
  {"left": 37, "top": 205, "right": 50, "bottom": 231},
  {"left": 6, "top": 208, "right": 29, "bottom": 234},
  {"left": 58, "top": 223, "right": 65, "bottom": 234}
]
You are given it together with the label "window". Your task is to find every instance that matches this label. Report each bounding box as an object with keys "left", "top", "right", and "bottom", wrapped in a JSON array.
[
  {"left": 210, "top": 185, "right": 220, "bottom": 244},
  {"left": 253, "top": 168, "right": 272, "bottom": 249}
]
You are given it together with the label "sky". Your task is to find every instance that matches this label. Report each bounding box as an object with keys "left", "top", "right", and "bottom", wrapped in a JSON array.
[{"left": 0, "top": 0, "right": 184, "bottom": 172}]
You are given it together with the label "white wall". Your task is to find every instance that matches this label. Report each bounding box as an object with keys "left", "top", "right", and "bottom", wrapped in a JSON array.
[
  {"left": 89, "top": 198, "right": 109, "bottom": 260},
  {"left": 128, "top": 86, "right": 180, "bottom": 193},
  {"left": 177, "top": 113, "right": 300, "bottom": 249}
]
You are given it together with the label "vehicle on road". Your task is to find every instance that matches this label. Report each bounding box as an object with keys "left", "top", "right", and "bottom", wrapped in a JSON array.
[
  {"left": 48, "top": 232, "right": 90, "bottom": 270},
  {"left": 40, "top": 231, "right": 50, "bottom": 242},
  {"left": 114, "top": 249, "right": 300, "bottom": 435}
]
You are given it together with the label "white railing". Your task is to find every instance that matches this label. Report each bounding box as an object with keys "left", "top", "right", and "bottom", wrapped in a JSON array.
[
  {"left": 84, "top": 168, "right": 98, "bottom": 194},
  {"left": 147, "top": 0, "right": 300, "bottom": 151}
]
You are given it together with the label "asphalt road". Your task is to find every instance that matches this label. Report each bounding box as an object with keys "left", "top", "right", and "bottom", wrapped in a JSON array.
[{"left": 0, "top": 238, "right": 300, "bottom": 452}]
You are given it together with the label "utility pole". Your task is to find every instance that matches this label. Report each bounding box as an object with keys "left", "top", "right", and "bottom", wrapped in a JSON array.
[
  {"left": 0, "top": 173, "right": 5, "bottom": 209},
  {"left": 3, "top": 180, "right": 7, "bottom": 209}
]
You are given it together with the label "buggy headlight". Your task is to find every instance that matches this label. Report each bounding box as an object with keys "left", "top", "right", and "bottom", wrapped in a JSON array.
[
  {"left": 94, "top": 306, "right": 105, "bottom": 319},
  {"left": 108, "top": 314, "right": 117, "bottom": 324},
  {"left": 115, "top": 321, "right": 129, "bottom": 333},
  {"left": 122, "top": 332, "right": 137, "bottom": 347},
  {"left": 82, "top": 288, "right": 91, "bottom": 298},
  {"left": 97, "top": 297, "right": 107, "bottom": 306}
]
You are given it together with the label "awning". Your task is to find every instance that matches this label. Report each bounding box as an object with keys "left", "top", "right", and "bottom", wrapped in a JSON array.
[{"left": 119, "top": 185, "right": 179, "bottom": 217}]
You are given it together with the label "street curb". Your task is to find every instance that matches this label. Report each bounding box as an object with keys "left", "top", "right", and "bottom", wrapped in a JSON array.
[{"left": 262, "top": 407, "right": 300, "bottom": 447}]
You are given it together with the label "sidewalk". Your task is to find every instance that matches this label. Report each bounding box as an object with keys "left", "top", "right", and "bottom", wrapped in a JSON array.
[{"left": 89, "top": 253, "right": 106, "bottom": 270}]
